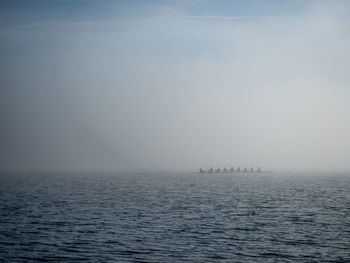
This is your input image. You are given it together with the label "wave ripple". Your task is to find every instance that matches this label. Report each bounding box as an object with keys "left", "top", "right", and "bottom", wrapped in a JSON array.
[{"left": 1, "top": 173, "right": 350, "bottom": 262}]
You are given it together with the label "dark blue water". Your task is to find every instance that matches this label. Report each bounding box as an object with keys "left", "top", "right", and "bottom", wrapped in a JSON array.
[{"left": 1, "top": 172, "right": 350, "bottom": 262}]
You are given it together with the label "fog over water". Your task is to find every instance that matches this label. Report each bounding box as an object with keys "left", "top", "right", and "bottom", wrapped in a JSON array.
[{"left": 1, "top": 0, "right": 350, "bottom": 173}]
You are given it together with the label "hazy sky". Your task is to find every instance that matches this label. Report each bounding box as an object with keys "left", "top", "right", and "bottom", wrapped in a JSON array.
[{"left": 1, "top": 0, "right": 350, "bottom": 172}]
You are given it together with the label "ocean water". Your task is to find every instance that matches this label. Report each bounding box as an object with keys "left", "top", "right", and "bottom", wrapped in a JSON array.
[{"left": 0, "top": 172, "right": 349, "bottom": 262}]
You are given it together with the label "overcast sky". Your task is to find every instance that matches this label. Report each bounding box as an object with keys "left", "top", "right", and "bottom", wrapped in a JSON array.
[{"left": 1, "top": 0, "right": 350, "bottom": 173}]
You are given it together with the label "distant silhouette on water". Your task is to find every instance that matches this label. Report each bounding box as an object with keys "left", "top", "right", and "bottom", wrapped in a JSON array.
[{"left": 199, "top": 166, "right": 262, "bottom": 174}]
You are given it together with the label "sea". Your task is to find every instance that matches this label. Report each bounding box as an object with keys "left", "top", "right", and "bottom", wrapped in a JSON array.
[{"left": 0, "top": 172, "right": 349, "bottom": 262}]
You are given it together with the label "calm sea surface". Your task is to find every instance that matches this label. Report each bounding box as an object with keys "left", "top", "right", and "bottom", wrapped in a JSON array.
[{"left": 0, "top": 172, "right": 349, "bottom": 262}]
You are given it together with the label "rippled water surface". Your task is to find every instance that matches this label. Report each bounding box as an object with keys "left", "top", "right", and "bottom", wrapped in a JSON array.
[{"left": 1, "top": 172, "right": 350, "bottom": 262}]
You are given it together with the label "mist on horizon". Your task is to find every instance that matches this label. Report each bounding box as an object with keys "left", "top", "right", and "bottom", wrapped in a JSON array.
[{"left": 1, "top": 0, "right": 350, "bottom": 173}]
